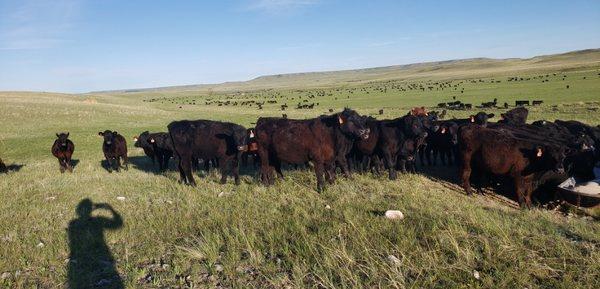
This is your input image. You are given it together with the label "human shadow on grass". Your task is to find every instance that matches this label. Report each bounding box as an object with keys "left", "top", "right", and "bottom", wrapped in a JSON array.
[
  {"left": 0, "top": 158, "right": 25, "bottom": 173},
  {"left": 67, "top": 199, "right": 123, "bottom": 289}
]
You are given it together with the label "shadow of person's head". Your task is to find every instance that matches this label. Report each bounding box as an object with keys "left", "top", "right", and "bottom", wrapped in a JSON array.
[{"left": 76, "top": 198, "right": 93, "bottom": 217}]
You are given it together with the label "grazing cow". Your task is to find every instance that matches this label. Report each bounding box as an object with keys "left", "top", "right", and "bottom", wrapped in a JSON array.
[
  {"left": 255, "top": 109, "right": 369, "bottom": 191},
  {"left": 499, "top": 107, "right": 528, "bottom": 126},
  {"left": 532, "top": 100, "right": 543, "bottom": 106},
  {"left": 168, "top": 120, "right": 248, "bottom": 186},
  {"left": 515, "top": 100, "right": 530, "bottom": 106},
  {"left": 99, "top": 130, "right": 128, "bottom": 172},
  {"left": 459, "top": 125, "right": 566, "bottom": 208},
  {"left": 51, "top": 132, "right": 75, "bottom": 173}
]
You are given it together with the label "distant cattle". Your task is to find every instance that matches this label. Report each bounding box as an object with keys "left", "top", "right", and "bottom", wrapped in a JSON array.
[
  {"left": 458, "top": 125, "right": 566, "bottom": 208},
  {"left": 282, "top": 114, "right": 288, "bottom": 119},
  {"left": 379, "top": 109, "right": 384, "bottom": 115},
  {"left": 532, "top": 100, "right": 543, "bottom": 106},
  {"left": 99, "top": 130, "right": 128, "bottom": 172},
  {"left": 515, "top": 100, "right": 530, "bottom": 106},
  {"left": 52, "top": 132, "right": 75, "bottom": 173},
  {"left": 168, "top": 120, "right": 248, "bottom": 186},
  {"left": 255, "top": 109, "right": 369, "bottom": 191},
  {"left": 499, "top": 107, "right": 528, "bottom": 126}
]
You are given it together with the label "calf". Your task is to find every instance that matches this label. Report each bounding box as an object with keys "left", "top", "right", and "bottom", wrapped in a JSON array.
[
  {"left": 51, "top": 132, "right": 75, "bottom": 173},
  {"left": 376, "top": 115, "right": 427, "bottom": 179},
  {"left": 99, "top": 130, "right": 128, "bottom": 172},
  {"left": 255, "top": 109, "right": 368, "bottom": 191},
  {"left": 134, "top": 131, "right": 173, "bottom": 171},
  {"left": 168, "top": 120, "right": 248, "bottom": 186},
  {"left": 423, "top": 121, "right": 459, "bottom": 166},
  {"left": 459, "top": 125, "right": 566, "bottom": 208}
]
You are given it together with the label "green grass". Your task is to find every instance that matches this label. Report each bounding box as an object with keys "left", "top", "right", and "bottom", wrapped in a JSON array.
[{"left": 1, "top": 52, "right": 600, "bottom": 288}]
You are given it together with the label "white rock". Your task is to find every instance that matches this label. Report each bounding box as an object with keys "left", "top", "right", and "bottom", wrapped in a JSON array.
[
  {"left": 215, "top": 264, "right": 224, "bottom": 272},
  {"left": 384, "top": 210, "right": 404, "bottom": 220},
  {"left": 325, "top": 205, "right": 331, "bottom": 210},
  {"left": 1, "top": 272, "right": 11, "bottom": 279},
  {"left": 473, "top": 270, "right": 480, "bottom": 280},
  {"left": 36, "top": 242, "right": 45, "bottom": 248},
  {"left": 217, "top": 192, "right": 226, "bottom": 197},
  {"left": 45, "top": 196, "right": 56, "bottom": 201},
  {"left": 116, "top": 196, "right": 126, "bottom": 201},
  {"left": 387, "top": 255, "right": 401, "bottom": 266}
]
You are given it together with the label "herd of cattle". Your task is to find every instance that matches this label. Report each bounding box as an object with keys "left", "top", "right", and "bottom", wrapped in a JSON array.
[{"left": 3, "top": 107, "right": 598, "bottom": 209}]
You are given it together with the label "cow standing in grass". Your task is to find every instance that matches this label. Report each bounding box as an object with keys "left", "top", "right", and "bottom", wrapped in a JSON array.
[
  {"left": 52, "top": 132, "right": 75, "bottom": 173},
  {"left": 134, "top": 131, "right": 173, "bottom": 172},
  {"left": 99, "top": 130, "right": 128, "bottom": 172},
  {"left": 168, "top": 120, "right": 248, "bottom": 186},
  {"left": 255, "top": 109, "right": 369, "bottom": 191}
]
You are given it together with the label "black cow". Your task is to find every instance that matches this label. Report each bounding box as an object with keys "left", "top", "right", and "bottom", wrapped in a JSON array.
[
  {"left": 168, "top": 120, "right": 248, "bottom": 186},
  {"left": 134, "top": 131, "right": 173, "bottom": 172},
  {"left": 52, "top": 132, "right": 75, "bottom": 173},
  {"left": 459, "top": 125, "right": 566, "bottom": 208},
  {"left": 515, "top": 100, "right": 530, "bottom": 106},
  {"left": 0, "top": 158, "right": 5, "bottom": 173},
  {"left": 255, "top": 109, "right": 369, "bottom": 191},
  {"left": 99, "top": 130, "right": 128, "bottom": 172},
  {"left": 421, "top": 121, "right": 459, "bottom": 166}
]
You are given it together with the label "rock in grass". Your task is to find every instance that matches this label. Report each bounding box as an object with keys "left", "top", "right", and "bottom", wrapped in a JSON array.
[
  {"left": 387, "top": 255, "right": 401, "bottom": 266},
  {"left": 473, "top": 270, "right": 480, "bottom": 280},
  {"left": 116, "top": 196, "right": 126, "bottom": 201},
  {"left": 384, "top": 210, "right": 404, "bottom": 220}
]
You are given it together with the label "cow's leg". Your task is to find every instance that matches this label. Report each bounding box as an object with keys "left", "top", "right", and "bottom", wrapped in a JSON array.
[
  {"left": 382, "top": 150, "right": 397, "bottom": 180},
  {"left": 58, "top": 158, "right": 65, "bottom": 173},
  {"left": 426, "top": 145, "right": 433, "bottom": 166},
  {"left": 66, "top": 154, "right": 73, "bottom": 172},
  {"left": 337, "top": 156, "right": 352, "bottom": 178},
  {"left": 514, "top": 176, "right": 527, "bottom": 208},
  {"left": 460, "top": 152, "right": 473, "bottom": 195},
  {"left": 122, "top": 155, "right": 128, "bottom": 171},
  {"left": 218, "top": 157, "right": 229, "bottom": 184},
  {"left": 177, "top": 160, "right": 186, "bottom": 184},
  {"left": 258, "top": 148, "right": 273, "bottom": 186},
  {"left": 314, "top": 162, "right": 326, "bottom": 192},
  {"left": 232, "top": 155, "right": 241, "bottom": 185},
  {"left": 105, "top": 156, "right": 113, "bottom": 173},
  {"left": 325, "top": 162, "right": 336, "bottom": 184}
]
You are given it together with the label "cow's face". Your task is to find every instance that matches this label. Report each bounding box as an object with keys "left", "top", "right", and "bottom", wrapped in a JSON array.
[
  {"left": 470, "top": 112, "right": 494, "bottom": 126},
  {"left": 245, "top": 128, "right": 258, "bottom": 152},
  {"left": 133, "top": 131, "right": 150, "bottom": 148},
  {"left": 234, "top": 128, "right": 249, "bottom": 152},
  {"left": 55, "top": 132, "right": 70, "bottom": 147},
  {"left": 338, "top": 109, "right": 370, "bottom": 140},
  {"left": 404, "top": 115, "right": 427, "bottom": 139},
  {"left": 535, "top": 145, "right": 567, "bottom": 174},
  {"left": 99, "top": 130, "right": 117, "bottom": 146}
]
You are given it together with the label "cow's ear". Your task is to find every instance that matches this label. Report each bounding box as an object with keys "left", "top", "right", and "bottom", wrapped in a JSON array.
[
  {"left": 56, "top": 133, "right": 60, "bottom": 138},
  {"left": 113, "top": 131, "right": 118, "bottom": 135},
  {"left": 150, "top": 138, "right": 155, "bottom": 143},
  {"left": 338, "top": 114, "right": 345, "bottom": 125},
  {"left": 536, "top": 147, "right": 543, "bottom": 157},
  {"left": 66, "top": 132, "right": 69, "bottom": 138},
  {"left": 133, "top": 136, "right": 138, "bottom": 142},
  {"left": 441, "top": 127, "right": 447, "bottom": 134},
  {"left": 487, "top": 113, "right": 495, "bottom": 118},
  {"left": 249, "top": 130, "right": 255, "bottom": 138},
  {"left": 98, "top": 132, "right": 104, "bottom": 136},
  {"left": 470, "top": 116, "right": 475, "bottom": 122}
]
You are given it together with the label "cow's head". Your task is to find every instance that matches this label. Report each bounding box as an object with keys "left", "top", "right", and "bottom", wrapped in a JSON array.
[
  {"left": 133, "top": 131, "right": 150, "bottom": 148},
  {"left": 403, "top": 115, "right": 428, "bottom": 139},
  {"left": 337, "top": 109, "right": 370, "bottom": 140},
  {"left": 99, "top": 130, "right": 118, "bottom": 146},
  {"left": 531, "top": 145, "right": 567, "bottom": 174},
  {"left": 55, "top": 132, "right": 70, "bottom": 148},
  {"left": 233, "top": 127, "right": 250, "bottom": 152},
  {"left": 245, "top": 128, "right": 258, "bottom": 152},
  {"left": 470, "top": 112, "right": 494, "bottom": 126}
]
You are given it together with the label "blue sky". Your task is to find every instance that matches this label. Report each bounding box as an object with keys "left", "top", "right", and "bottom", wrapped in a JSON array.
[{"left": 0, "top": 0, "right": 599, "bottom": 93}]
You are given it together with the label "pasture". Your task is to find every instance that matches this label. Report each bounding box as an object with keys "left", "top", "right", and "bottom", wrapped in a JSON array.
[{"left": 1, "top": 55, "right": 600, "bottom": 288}]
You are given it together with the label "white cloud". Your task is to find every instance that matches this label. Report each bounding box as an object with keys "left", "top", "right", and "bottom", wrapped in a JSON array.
[
  {"left": 0, "top": 0, "right": 81, "bottom": 50},
  {"left": 247, "top": 0, "right": 320, "bottom": 14}
]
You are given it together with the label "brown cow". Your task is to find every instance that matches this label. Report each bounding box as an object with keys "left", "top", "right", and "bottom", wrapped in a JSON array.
[
  {"left": 459, "top": 125, "right": 566, "bottom": 208},
  {"left": 99, "top": 130, "right": 128, "bottom": 173},
  {"left": 410, "top": 106, "right": 428, "bottom": 116},
  {"left": 52, "top": 132, "right": 75, "bottom": 173},
  {"left": 255, "top": 109, "right": 369, "bottom": 191}
]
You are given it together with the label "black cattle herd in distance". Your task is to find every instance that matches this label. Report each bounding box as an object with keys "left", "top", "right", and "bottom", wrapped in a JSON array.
[{"left": 3, "top": 102, "right": 599, "bottom": 209}]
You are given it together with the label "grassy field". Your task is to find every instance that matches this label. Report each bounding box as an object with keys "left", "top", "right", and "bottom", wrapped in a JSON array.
[{"left": 1, "top": 51, "right": 600, "bottom": 288}]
